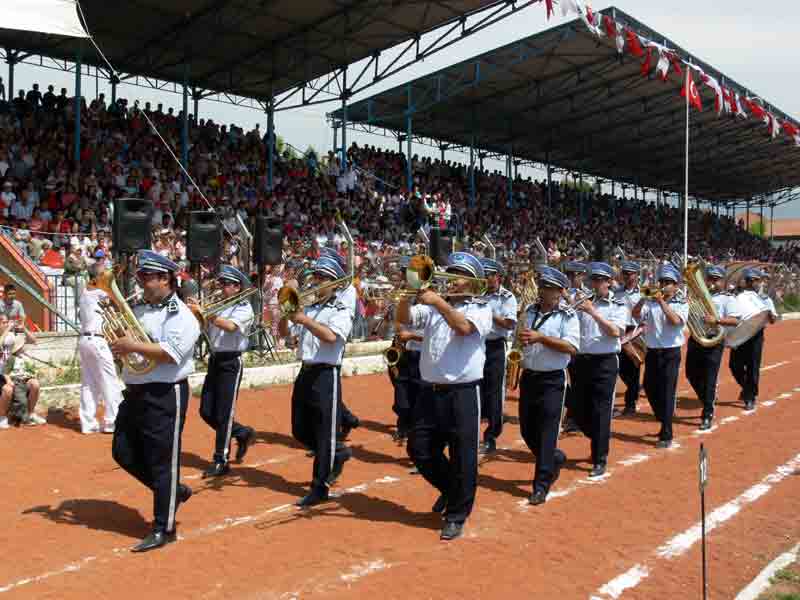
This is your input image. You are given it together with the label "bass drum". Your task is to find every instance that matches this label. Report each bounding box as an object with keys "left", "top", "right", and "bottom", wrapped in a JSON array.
[{"left": 725, "top": 310, "right": 770, "bottom": 349}]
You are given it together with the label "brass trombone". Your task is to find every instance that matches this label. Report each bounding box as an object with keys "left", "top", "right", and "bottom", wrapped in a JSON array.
[
  {"left": 276, "top": 276, "right": 351, "bottom": 317},
  {"left": 194, "top": 286, "right": 259, "bottom": 328},
  {"left": 404, "top": 254, "right": 488, "bottom": 296},
  {"left": 640, "top": 285, "right": 665, "bottom": 299}
]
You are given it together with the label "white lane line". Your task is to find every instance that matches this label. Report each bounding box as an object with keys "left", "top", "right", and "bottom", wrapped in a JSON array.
[
  {"left": 762, "top": 361, "right": 790, "bottom": 372},
  {"left": 590, "top": 452, "right": 800, "bottom": 599},
  {"left": 762, "top": 401, "right": 776, "bottom": 407},
  {"left": 0, "top": 557, "right": 98, "bottom": 594},
  {"left": 720, "top": 416, "right": 739, "bottom": 424},
  {"left": 617, "top": 454, "right": 650, "bottom": 467},
  {"left": 340, "top": 559, "right": 392, "bottom": 583},
  {"left": 735, "top": 542, "right": 800, "bottom": 600},
  {"left": 778, "top": 393, "right": 793, "bottom": 399}
]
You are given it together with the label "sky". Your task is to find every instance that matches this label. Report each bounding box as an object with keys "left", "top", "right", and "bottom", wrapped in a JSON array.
[{"left": 6, "top": 0, "right": 800, "bottom": 216}]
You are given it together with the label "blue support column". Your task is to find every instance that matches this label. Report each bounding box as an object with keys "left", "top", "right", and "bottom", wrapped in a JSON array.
[
  {"left": 341, "top": 69, "right": 348, "bottom": 169},
  {"left": 110, "top": 75, "right": 118, "bottom": 104},
  {"left": 406, "top": 83, "right": 413, "bottom": 193},
  {"left": 266, "top": 98, "right": 274, "bottom": 191},
  {"left": 6, "top": 51, "right": 16, "bottom": 100},
  {"left": 181, "top": 65, "right": 189, "bottom": 173},
  {"left": 74, "top": 47, "right": 82, "bottom": 166},
  {"left": 469, "top": 135, "right": 476, "bottom": 208}
]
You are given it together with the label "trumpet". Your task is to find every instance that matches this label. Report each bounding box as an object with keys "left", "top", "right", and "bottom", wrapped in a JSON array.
[
  {"left": 194, "top": 286, "right": 259, "bottom": 328},
  {"left": 641, "top": 285, "right": 664, "bottom": 299},
  {"left": 405, "top": 254, "right": 488, "bottom": 296},
  {"left": 277, "top": 276, "right": 351, "bottom": 317}
]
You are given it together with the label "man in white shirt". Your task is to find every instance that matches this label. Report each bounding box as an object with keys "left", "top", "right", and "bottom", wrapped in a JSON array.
[{"left": 77, "top": 263, "right": 123, "bottom": 434}]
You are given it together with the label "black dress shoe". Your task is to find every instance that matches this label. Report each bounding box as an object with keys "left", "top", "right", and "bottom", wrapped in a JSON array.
[
  {"left": 590, "top": 463, "right": 607, "bottom": 478},
  {"left": 339, "top": 418, "right": 360, "bottom": 440},
  {"left": 235, "top": 427, "right": 256, "bottom": 462},
  {"left": 562, "top": 418, "right": 579, "bottom": 434},
  {"left": 295, "top": 488, "right": 330, "bottom": 508},
  {"left": 699, "top": 418, "right": 712, "bottom": 431},
  {"left": 391, "top": 429, "right": 408, "bottom": 443},
  {"left": 178, "top": 484, "right": 192, "bottom": 505},
  {"left": 529, "top": 491, "right": 547, "bottom": 506},
  {"left": 326, "top": 448, "right": 352, "bottom": 486},
  {"left": 131, "top": 530, "right": 176, "bottom": 553},
  {"left": 656, "top": 440, "right": 673, "bottom": 449},
  {"left": 432, "top": 494, "right": 447, "bottom": 513},
  {"left": 440, "top": 521, "right": 463, "bottom": 541},
  {"left": 202, "top": 462, "right": 230, "bottom": 478},
  {"left": 744, "top": 400, "right": 756, "bottom": 411},
  {"left": 478, "top": 439, "right": 496, "bottom": 455}
]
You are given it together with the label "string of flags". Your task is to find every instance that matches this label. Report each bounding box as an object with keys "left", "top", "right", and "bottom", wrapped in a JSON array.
[{"left": 545, "top": 0, "right": 800, "bottom": 147}]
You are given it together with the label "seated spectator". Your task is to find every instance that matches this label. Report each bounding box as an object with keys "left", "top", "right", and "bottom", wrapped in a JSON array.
[{"left": 0, "top": 313, "right": 43, "bottom": 427}]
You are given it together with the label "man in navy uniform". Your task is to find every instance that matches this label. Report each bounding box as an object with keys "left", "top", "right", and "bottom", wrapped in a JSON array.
[
  {"left": 279, "top": 256, "right": 354, "bottom": 507},
  {"left": 194, "top": 265, "right": 256, "bottom": 477},
  {"left": 479, "top": 257, "right": 517, "bottom": 455},
  {"left": 518, "top": 267, "right": 580, "bottom": 505},
  {"left": 685, "top": 265, "right": 740, "bottom": 430},
  {"left": 319, "top": 246, "right": 361, "bottom": 439},
  {"left": 632, "top": 264, "right": 689, "bottom": 448},
  {"left": 572, "top": 262, "right": 628, "bottom": 477},
  {"left": 109, "top": 250, "right": 201, "bottom": 552},
  {"left": 396, "top": 252, "right": 492, "bottom": 541},
  {"left": 729, "top": 268, "right": 776, "bottom": 411},
  {"left": 561, "top": 260, "right": 588, "bottom": 433},
  {"left": 614, "top": 261, "right": 643, "bottom": 417}
]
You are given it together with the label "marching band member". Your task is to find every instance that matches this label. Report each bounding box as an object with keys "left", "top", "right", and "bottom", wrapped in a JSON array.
[
  {"left": 572, "top": 262, "right": 628, "bottom": 477},
  {"left": 77, "top": 262, "right": 123, "bottom": 434},
  {"left": 729, "top": 268, "right": 775, "bottom": 411},
  {"left": 195, "top": 266, "right": 256, "bottom": 478},
  {"left": 479, "top": 257, "right": 517, "bottom": 455},
  {"left": 396, "top": 252, "right": 492, "bottom": 541},
  {"left": 279, "top": 256, "right": 354, "bottom": 508},
  {"left": 632, "top": 264, "right": 688, "bottom": 449},
  {"left": 389, "top": 257, "right": 423, "bottom": 443},
  {"left": 518, "top": 267, "right": 580, "bottom": 505},
  {"left": 319, "top": 247, "right": 361, "bottom": 439},
  {"left": 561, "top": 260, "right": 588, "bottom": 434},
  {"left": 110, "top": 250, "right": 200, "bottom": 552},
  {"left": 614, "top": 261, "right": 643, "bottom": 417},
  {"left": 685, "top": 265, "right": 741, "bottom": 430}
]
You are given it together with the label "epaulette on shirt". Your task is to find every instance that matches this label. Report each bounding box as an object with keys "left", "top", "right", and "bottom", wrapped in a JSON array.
[
  {"left": 611, "top": 296, "right": 626, "bottom": 306},
  {"left": 498, "top": 287, "right": 513, "bottom": 298},
  {"left": 670, "top": 291, "right": 688, "bottom": 304},
  {"left": 467, "top": 296, "right": 489, "bottom": 305}
]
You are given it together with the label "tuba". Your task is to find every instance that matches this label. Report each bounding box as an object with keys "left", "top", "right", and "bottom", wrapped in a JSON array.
[
  {"left": 683, "top": 262, "right": 724, "bottom": 348},
  {"left": 95, "top": 269, "right": 157, "bottom": 375}
]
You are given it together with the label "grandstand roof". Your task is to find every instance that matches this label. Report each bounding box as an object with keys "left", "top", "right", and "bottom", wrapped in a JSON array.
[
  {"left": 331, "top": 7, "right": 800, "bottom": 204},
  {"left": 0, "top": 0, "right": 525, "bottom": 109}
]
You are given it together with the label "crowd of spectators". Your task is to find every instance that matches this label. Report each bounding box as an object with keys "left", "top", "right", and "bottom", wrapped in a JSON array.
[{"left": 1, "top": 81, "right": 799, "bottom": 328}]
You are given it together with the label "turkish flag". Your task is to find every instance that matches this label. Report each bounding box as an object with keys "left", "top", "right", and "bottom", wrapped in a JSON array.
[
  {"left": 625, "top": 29, "right": 644, "bottom": 57},
  {"left": 640, "top": 47, "right": 653, "bottom": 77},
  {"left": 603, "top": 15, "right": 616, "bottom": 37},
  {"left": 545, "top": 0, "right": 554, "bottom": 19},
  {"left": 681, "top": 69, "right": 703, "bottom": 111},
  {"left": 745, "top": 98, "right": 766, "bottom": 121},
  {"left": 783, "top": 121, "right": 800, "bottom": 138}
]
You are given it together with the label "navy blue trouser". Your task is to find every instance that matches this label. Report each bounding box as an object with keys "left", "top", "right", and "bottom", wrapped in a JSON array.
[
  {"left": 480, "top": 338, "right": 507, "bottom": 443},
  {"left": 389, "top": 349, "right": 420, "bottom": 436},
  {"left": 572, "top": 354, "right": 619, "bottom": 465},
  {"left": 408, "top": 381, "right": 480, "bottom": 524},
  {"left": 686, "top": 339, "right": 724, "bottom": 419},
  {"left": 519, "top": 369, "right": 567, "bottom": 495},
  {"left": 292, "top": 364, "right": 349, "bottom": 490},
  {"left": 729, "top": 330, "right": 764, "bottom": 404},
  {"left": 618, "top": 337, "right": 641, "bottom": 410},
  {"left": 643, "top": 347, "right": 682, "bottom": 441},
  {"left": 200, "top": 352, "right": 248, "bottom": 464},
  {"left": 112, "top": 379, "right": 189, "bottom": 533}
]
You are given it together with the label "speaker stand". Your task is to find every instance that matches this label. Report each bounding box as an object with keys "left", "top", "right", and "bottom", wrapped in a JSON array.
[{"left": 247, "top": 263, "right": 279, "bottom": 363}]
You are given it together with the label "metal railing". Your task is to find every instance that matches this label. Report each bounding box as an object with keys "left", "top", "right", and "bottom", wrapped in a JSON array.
[{"left": 43, "top": 273, "right": 83, "bottom": 333}]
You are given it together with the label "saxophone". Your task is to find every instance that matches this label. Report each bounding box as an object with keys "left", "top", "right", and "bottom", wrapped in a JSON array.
[
  {"left": 505, "top": 273, "right": 539, "bottom": 391},
  {"left": 95, "top": 269, "right": 157, "bottom": 375}
]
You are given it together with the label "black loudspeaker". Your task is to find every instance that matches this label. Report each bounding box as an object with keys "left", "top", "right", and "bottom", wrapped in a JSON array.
[
  {"left": 254, "top": 215, "right": 284, "bottom": 265},
  {"left": 113, "top": 198, "right": 153, "bottom": 253},
  {"left": 429, "top": 227, "right": 453, "bottom": 267},
  {"left": 592, "top": 239, "right": 605, "bottom": 262},
  {"left": 187, "top": 211, "right": 222, "bottom": 263}
]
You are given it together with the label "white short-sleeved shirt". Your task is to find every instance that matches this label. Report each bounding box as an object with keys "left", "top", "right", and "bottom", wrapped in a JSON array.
[
  {"left": 640, "top": 295, "right": 690, "bottom": 349},
  {"left": 615, "top": 285, "right": 642, "bottom": 327},
  {"left": 208, "top": 300, "right": 254, "bottom": 353},
  {"left": 521, "top": 304, "right": 580, "bottom": 372},
  {"left": 410, "top": 298, "right": 492, "bottom": 384},
  {"left": 734, "top": 290, "right": 769, "bottom": 321},
  {"left": 78, "top": 287, "right": 108, "bottom": 335},
  {"left": 484, "top": 286, "right": 518, "bottom": 341},
  {"left": 578, "top": 295, "right": 629, "bottom": 354},
  {"left": 711, "top": 292, "right": 742, "bottom": 333},
  {"left": 291, "top": 297, "right": 354, "bottom": 366},
  {"left": 123, "top": 294, "right": 201, "bottom": 384}
]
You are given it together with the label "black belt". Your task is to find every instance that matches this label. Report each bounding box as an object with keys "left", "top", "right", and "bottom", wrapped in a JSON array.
[
  {"left": 522, "top": 368, "right": 564, "bottom": 376},
  {"left": 81, "top": 332, "right": 102, "bottom": 337},
  {"left": 486, "top": 338, "right": 507, "bottom": 345},
  {"left": 422, "top": 380, "right": 479, "bottom": 392},
  {"left": 580, "top": 352, "right": 618, "bottom": 359},
  {"left": 210, "top": 351, "right": 242, "bottom": 360},
  {"left": 301, "top": 362, "right": 338, "bottom": 371},
  {"left": 126, "top": 378, "right": 188, "bottom": 392}
]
